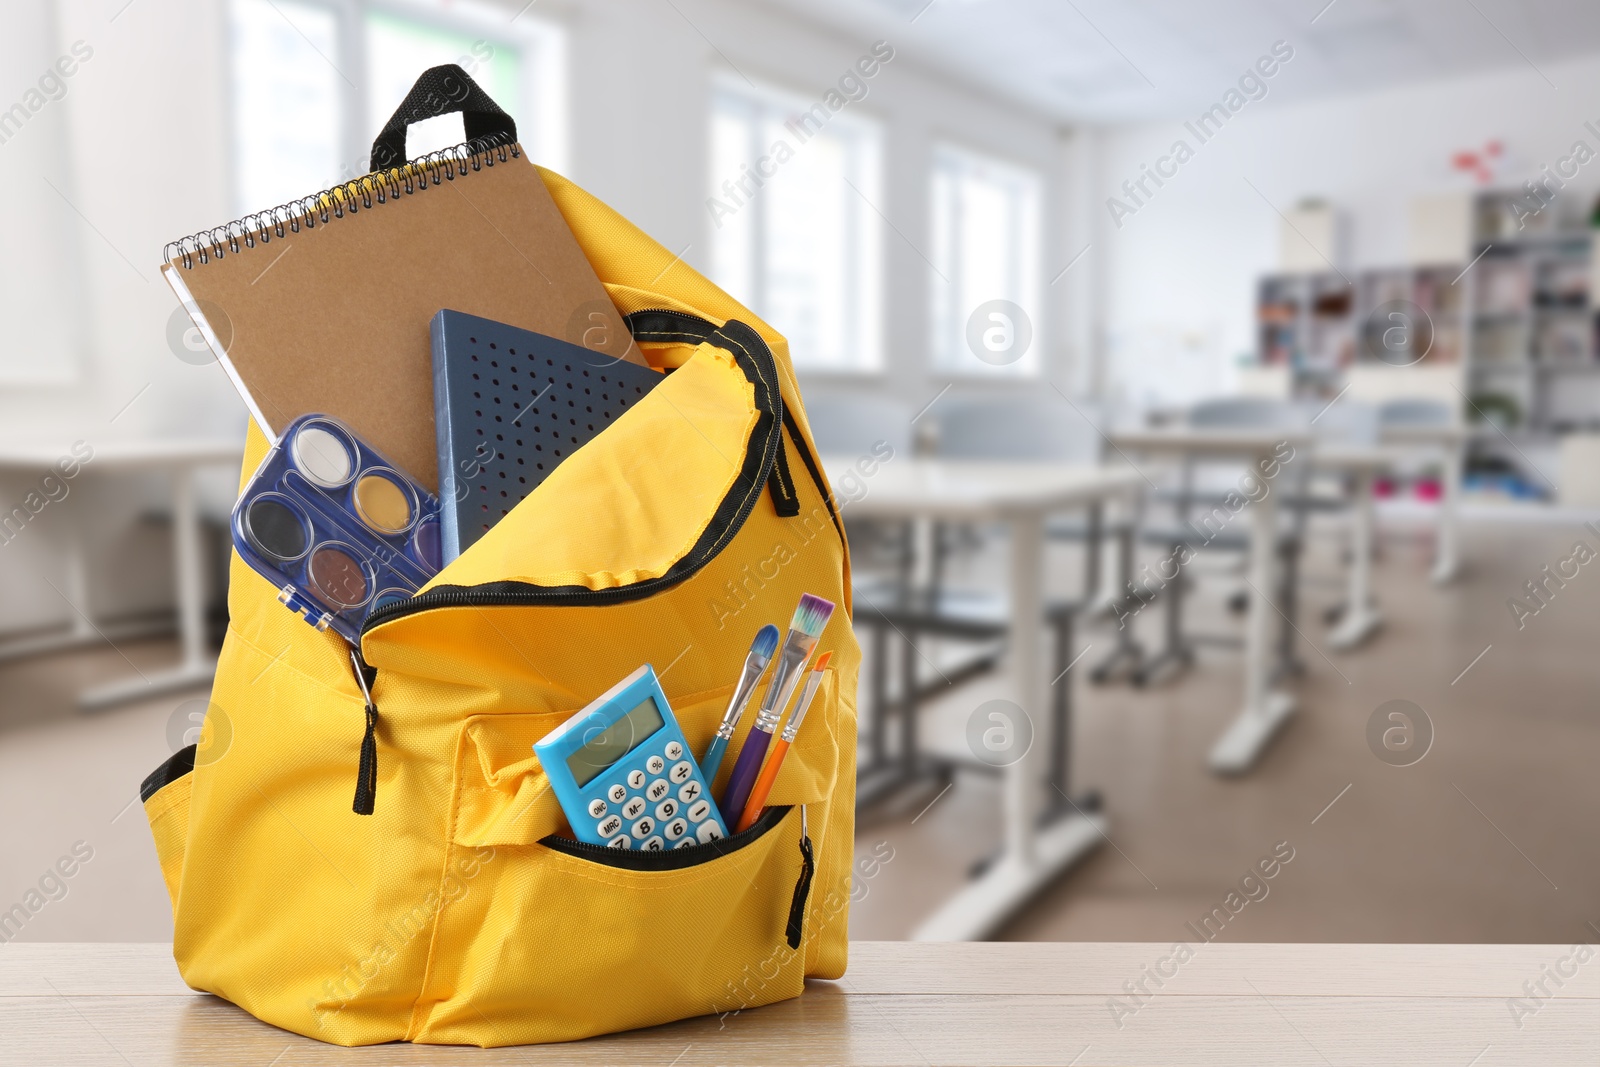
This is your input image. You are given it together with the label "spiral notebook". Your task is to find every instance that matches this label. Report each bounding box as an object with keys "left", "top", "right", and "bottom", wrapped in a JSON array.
[
  {"left": 161, "top": 141, "right": 642, "bottom": 492},
  {"left": 431, "top": 309, "right": 663, "bottom": 562}
]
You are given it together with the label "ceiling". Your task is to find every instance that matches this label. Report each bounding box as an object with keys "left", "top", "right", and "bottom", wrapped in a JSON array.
[{"left": 757, "top": 0, "right": 1600, "bottom": 124}]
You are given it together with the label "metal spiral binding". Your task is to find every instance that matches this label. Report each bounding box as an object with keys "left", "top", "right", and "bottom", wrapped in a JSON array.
[{"left": 163, "top": 135, "right": 519, "bottom": 270}]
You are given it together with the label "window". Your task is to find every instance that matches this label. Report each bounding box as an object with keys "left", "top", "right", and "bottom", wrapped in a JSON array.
[
  {"left": 929, "top": 144, "right": 1043, "bottom": 376},
  {"left": 229, "top": 0, "right": 565, "bottom": 214},
  {"left": 230, "top": 0, "right": 342, "bottom": 212},
  {"left": 708, "top": 75, "right": 883, "bottom": 374},
  {"left": 365, "top": 3, "right": 565, "bottom": 170}
]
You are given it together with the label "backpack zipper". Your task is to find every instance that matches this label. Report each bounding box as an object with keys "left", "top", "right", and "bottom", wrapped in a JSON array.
[
  {"left": 786, "top": 804, "right": 814, "bottom": 950},
  {"left": 537, "top": 804, "right": 787, "bottom": 869},
  {"left": 349, "top": 648, "right": 380, "bottom": 815}
]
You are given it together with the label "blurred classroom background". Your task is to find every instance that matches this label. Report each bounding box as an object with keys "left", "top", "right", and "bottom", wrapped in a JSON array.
[{"left": 3, "top": 0, "right": 1600, "bottom": 946}]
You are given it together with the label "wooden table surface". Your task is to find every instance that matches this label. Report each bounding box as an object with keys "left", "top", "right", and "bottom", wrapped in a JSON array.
[{"left": 4, "top": 942, "right": 1592, "bottom": 1065}]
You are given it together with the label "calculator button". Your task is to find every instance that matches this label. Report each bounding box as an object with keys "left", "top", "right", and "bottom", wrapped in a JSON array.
[
  {"left": 673, "top": 839, "right": 696, "bottom": 849},
  {"left": 627, "top": 769, "right": 646, "bottom": 790},
  {"left": 646, "top": 754, "right": 665, "bottom": 775},
  {"left": 670, "top": 760, "right": 693, "bottom": 783},
  {"left": 631, "top": 817, "right": 655, "bottom": 838},
  {"left": 687, "top": 799, "right": 711, "bottom": 823},
  {"left": 622, "top": 797, "right": 646, "bottom": 820},
  {"left": 665, "top": 740, "right": 684, "bottom": 760},
  {"left": 587, "top": 799, "right": 607, "bottom": 818},
  {"left": 642, "top": 836, "right": 664, "bottom": 851},
  {"left": 655, "top": 798, "right": 678, "bottom": 821},
  {"left": 646, "top": 779, "right": 669, "bottom": 802},
  {"left": 597, "top": 814, "right": 623, "bottom": 837},
  {"left": 665, "top": 817, "right": 688, "bottom": 840},
  {"left": 607, "top": 835, "right": 630, "bottom": 849},
  {"left": 608, "top": 784, "right": 627, "bottom": 804},
  {"left": 678, "top": 780, "right": 702, "bottom": 803},
  {"left": 696, "top": 821, "right": 724, "bottom": 843}
]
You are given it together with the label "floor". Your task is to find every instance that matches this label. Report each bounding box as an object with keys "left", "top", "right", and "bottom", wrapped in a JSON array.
[
  {"left": 847, "top": 515, "right": 1600, "bottom": 945},
  {"left": 0, "top": 638, "right": 196, "bottom": 942},
  {"left": 2, "top": 516, "right": 1598, "bottom": 946}
]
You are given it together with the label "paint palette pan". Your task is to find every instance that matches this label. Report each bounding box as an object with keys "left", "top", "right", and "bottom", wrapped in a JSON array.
[{"left": 230, "top": 414, "right": 441, "bottom": 644}]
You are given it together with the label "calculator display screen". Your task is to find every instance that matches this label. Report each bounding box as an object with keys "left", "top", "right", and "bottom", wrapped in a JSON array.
[{"left": 567, "top": 697, "right": 665, "bottom": 787}]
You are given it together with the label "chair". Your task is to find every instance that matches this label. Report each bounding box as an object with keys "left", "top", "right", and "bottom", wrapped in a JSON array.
[
  {"left": 1378, "top": 398, "right": 1453, "bottom": 429},
  {"left": 1133, "top": 397, "right": 1314, "bottom": 685},
  {"left": 852, "top": 396, "right": 1103, "bottom": 816},
  {"left": 938, "top": 396, "right": 1134, "bottom": 598},
  {"left": 935, "top": 397, "right": 1113, "bottom": 592},
  {"left": 805, "top": 393, "right": 914, "bottom": 458},
  {"left": 805, "top": 394, "right": 915, "bottom": 584},
  {"left": 1374, "top": 397, "right": 1456, "bottom": 487},
  {"left": 1190, "top": 396, "right": 1305, "bottom": 431},
  {"left": 935, "top": 397, "right": 1102, "bottom": 462},
  {"left": 805, "top": 394, "right": 925, "bottom": 805},
  {"left": 1315, "top": 398, "right": 1381, "bottom": 445}
]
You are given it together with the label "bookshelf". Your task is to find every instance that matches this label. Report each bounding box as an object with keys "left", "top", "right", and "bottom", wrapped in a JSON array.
[
  {"left": 1255, "top": 188, "right": 1600, "bottom": 498},
  {"left": 1465, "top": 191, "right": 1598, "bottom": 436},
  {"left": 1255, "top": 264, "right": 1466, "bottom": 397}
]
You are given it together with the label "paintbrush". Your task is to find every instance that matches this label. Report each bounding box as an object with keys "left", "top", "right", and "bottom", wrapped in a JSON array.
[
  {"left": 736, "top": 650, "right": 831, "bottom": 832},
  {"left": 700, "top": 624, "right": 780, "bottom": 783},
  {"left": 719, "top": 593, "right": 834, "bottom": 821}
]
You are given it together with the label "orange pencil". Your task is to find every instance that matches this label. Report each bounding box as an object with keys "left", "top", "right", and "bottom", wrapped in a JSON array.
[{"left": 737, "top": 652, "right": 830, "bottom": 832}]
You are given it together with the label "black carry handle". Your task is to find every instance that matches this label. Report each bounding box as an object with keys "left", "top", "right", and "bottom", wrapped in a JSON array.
[{"left": 369, "top": 64, "right": 517, "bottom": 172}]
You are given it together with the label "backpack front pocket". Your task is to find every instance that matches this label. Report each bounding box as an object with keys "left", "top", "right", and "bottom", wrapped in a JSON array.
[{"left": 409, "top": 679, "right": 841, "bottom": 1045}]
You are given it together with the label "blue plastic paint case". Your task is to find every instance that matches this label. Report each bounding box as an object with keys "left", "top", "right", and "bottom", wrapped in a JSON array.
[{"left": 230, "top": 413, "right": 442, "bottom": 644}]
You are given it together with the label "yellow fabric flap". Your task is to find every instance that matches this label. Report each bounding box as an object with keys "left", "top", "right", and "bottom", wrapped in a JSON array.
[
  {"left": 418, "top": 342, "right": 757, "bottom": 594},
  {"left": 761, "top": 669, "right": 840, "bottom": 808},
  {"left": 454, "top": 712, "right": 568, "bottom": 847}
]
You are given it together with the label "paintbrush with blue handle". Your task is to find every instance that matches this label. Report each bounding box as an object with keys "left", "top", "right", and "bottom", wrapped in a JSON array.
[{"left": 700, "top": 623, "right": 780, "bottom": 784}]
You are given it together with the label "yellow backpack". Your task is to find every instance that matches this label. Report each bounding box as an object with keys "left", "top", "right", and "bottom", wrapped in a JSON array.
[{"left": 141, "top": 165, "right": 858, "bottom": 1047}]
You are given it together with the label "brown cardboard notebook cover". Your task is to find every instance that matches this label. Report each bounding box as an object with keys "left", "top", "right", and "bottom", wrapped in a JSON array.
[{"left": 162, "top": 145, "right": 638, "bottom": 492}]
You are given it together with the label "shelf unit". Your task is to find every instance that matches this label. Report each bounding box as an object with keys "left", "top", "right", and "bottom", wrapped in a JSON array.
[
  {"left": 1255, "top": 188, "right": 1600, "bottom": 498},
  {"left": 1255, "top": 264, "right": 1466, "bottom": 398},
  {"left": 1464, "top": 191, "right": 1598, "bottom": 436},
  {"left": 1461, "top": 190, "right": 1600, "bottom": 497}
]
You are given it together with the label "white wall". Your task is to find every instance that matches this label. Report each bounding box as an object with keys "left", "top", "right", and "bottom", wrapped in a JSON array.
[
  {"left": 1096, "top": 50, "right": 1600, "bottom": 413},
  {"left": 563, "top": 0, "right": 1079, "bottom": 410},
  {"left": 0, "top": 0, "right": 1075, "bottom": 636},
  {"left": 0, "top": 0, "right": 239, "bottom": 637}
]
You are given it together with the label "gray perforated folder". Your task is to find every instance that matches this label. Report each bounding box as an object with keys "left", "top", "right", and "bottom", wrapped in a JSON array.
[{"left": 430, "top": 309, "right": 663, "bottom": 562}]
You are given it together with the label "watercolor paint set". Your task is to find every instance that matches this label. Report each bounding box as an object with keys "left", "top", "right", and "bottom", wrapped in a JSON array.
[{"left": 230, "top": 414, "right": 442, "bottom": 644}]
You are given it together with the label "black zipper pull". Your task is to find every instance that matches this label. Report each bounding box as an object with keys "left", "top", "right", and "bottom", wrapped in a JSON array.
[
  {"left": 350, "top": 649, "right": 379, "bottom": 816},
  {"left": 785, "top": 805, "right": 815, "bottom": 950}
]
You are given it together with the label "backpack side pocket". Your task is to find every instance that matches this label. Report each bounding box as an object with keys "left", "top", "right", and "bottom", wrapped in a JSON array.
[{"left": 142, "top": 746, "right": 197, "bottom": 914}]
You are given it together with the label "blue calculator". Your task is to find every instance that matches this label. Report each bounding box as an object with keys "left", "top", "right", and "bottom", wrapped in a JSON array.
[{"left": 534, "top": 666, "right": 728, "bottom": 851}]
